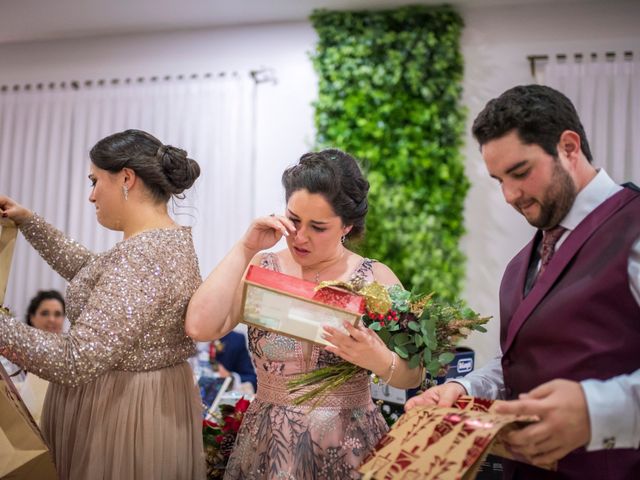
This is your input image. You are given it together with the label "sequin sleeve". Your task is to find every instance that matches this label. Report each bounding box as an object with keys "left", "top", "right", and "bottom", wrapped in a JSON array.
[
  {"left": 0, "top": 241, "right": 172, "bottom": 387},
  {"left": 18, "top": 214, "right": 94, "bottom": 282}
]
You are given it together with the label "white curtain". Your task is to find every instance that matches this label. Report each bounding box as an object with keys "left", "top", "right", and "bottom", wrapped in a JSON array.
[
  {"left": 537, "top": 54, "right": 640, "bottom": 184},
  {"left": 0, "top": 75, "right": 255, "bottom": 319}
]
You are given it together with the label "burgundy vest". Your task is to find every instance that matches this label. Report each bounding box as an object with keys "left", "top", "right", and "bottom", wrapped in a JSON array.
[{"left": 499, "top": 186, "right": 640, "bottom": 479}]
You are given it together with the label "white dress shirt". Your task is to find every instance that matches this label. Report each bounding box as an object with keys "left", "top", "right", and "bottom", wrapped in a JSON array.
[{"left": 453, "top": 169, "right": 640, "bottom": 451}]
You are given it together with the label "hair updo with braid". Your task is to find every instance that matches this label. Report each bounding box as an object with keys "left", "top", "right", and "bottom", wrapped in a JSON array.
[
  {"left": 281, "top": 149, "right": 369, "bottom": 240},
  {"left": 89, "top": 129, "right": 201, "bottom": 203}
]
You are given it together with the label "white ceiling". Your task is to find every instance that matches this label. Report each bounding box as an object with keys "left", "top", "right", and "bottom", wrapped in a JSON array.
[{"left": 0, "top": 0, "right": 595, "bottom": 45}]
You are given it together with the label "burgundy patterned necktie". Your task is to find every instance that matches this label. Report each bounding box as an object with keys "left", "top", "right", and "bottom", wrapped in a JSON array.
[{"left": 537, "top": 225, "right": 567, "bottom": 279}]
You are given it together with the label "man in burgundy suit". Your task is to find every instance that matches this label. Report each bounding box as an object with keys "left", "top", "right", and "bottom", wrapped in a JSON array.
[{"left": 406, "top": 85, "right": 640, "bottom": 479}]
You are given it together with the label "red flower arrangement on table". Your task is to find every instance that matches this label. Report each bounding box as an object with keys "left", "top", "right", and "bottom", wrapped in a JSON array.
[{"left": 202, "top": 397, "right": 250, "bottom": 479}]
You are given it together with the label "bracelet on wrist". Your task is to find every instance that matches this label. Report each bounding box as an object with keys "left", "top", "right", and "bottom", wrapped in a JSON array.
[
  {"left": 382, "top": 351, "right": 397, "bottom": 385},
  {"left": 369, "top": 351, "right": 398, "bottom": 385}
]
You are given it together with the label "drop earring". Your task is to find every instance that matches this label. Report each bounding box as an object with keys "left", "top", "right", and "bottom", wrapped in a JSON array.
[
  {"left": 340, "top": 235, "right": 346, "bottom": 244},
  {"left": 123, "top": 185, "right": 129, "bottom": 201}
]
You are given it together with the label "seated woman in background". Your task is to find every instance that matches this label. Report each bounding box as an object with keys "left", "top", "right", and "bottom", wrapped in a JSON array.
[
  {"left": 194, "top": 330, "right": 257, "bottom": 409},
  {"left": 26, "top": 289, "right": 66, "bottom": 333},
  {"left": 0, "top": 290, "right": 66, "bottom": 394},
  {"left": 215, "top": 330, "right": 257, "bottom": 393},
  {"left": 19, "top": 289, "right": 67, "bottom": 424}
]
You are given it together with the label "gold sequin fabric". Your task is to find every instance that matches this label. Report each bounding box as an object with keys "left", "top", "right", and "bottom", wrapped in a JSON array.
[
  {"left": 0, "top": 215, "right": 206, "bottom": 480},
  {"left": 224, "top": 252, "right": 389, "bottom": 480},
  {"left": 0, "top": 214, "right": 199, "bottom": 385}
]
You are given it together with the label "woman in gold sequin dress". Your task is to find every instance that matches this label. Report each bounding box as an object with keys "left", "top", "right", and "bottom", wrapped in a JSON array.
[
  {"left": 186, "top": 149, "right": 423, "bottom": 479},
  {"left": 0, "top": 130, "right": 206, "bottom": 479}
]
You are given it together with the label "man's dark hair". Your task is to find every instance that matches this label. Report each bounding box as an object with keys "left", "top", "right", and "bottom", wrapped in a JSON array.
[{"left": 472, "top": 85, "right": 593, "bottom": 163}]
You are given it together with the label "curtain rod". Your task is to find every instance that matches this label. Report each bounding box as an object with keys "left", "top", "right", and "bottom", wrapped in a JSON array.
[
  {"left": 527, "top": 50, "right": 634, "bottom": 77},
  {"left": 0, "top": 67, "right": 277, "bottom": 93}
]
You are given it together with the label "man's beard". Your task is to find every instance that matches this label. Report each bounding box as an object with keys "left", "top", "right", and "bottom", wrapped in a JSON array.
[{"left": 526, "top": 160, "right": 577, "bottom": 230}]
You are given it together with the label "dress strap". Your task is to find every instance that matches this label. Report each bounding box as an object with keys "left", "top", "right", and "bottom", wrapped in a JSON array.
[{"left": 349, "top": 258, "right": 376, "bottom": 289}]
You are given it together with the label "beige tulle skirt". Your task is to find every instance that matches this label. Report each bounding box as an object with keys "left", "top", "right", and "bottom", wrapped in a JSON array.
[{"left": 41, "top": 362, "right": 206, "bottom": 480}]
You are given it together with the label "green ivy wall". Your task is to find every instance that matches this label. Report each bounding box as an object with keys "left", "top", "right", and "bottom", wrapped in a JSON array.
[{"left": 311, "top": 5, "right": 468, "bottom": 300}]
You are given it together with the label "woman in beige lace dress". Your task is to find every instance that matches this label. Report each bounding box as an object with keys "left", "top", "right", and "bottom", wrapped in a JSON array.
[
  {"left": 186, "top": 149, "right": 423, "bottom": 479},
  {"left": 0, "top": 129, "right": 205, "bottom": 479}
]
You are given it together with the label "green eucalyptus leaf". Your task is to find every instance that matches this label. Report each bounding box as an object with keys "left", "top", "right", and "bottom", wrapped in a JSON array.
[
  {"left": 438, "top": 352, "right": 455, "bottom": 364},
  {"left": 422, "top": 348, "right": 432, "bottom": 364},
  {"left": 394, "top": 345, "right": 409, "bottom": 359},
  {"left": 408, "top": 354, "right": 421, "bottom": 369},
  {"left": 427, "top": 359, "right": 442, "bottom": 377},
  {"left": 393, "top": 333, "right": 412, "bottom": 346},
  {"left": 377, "top": 329, "right": 391, "bottom": 344}
]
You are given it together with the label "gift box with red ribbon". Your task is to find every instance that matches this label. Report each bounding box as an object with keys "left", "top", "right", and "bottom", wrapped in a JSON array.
[{"left": 241, "top": 265, "right": 365, "bottom": 345}]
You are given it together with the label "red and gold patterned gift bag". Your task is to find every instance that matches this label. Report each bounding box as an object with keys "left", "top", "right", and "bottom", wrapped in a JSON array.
[{"left": 360, "top": 396, "right": 555, "bottom": 479}]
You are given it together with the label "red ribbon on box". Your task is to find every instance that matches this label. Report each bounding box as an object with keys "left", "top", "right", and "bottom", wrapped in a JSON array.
[{"left": 245, "top": 265, "right": 365, "bottom": 314}]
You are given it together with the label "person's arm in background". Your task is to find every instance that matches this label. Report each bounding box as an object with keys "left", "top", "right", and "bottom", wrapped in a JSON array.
[{"left": 217, "top": 332, "right": 257, "bottom": 391}]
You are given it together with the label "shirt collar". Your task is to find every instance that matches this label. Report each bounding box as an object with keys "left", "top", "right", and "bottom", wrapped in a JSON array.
[{"left": 559, "top": 169, "right": 622, "bottom": 232}]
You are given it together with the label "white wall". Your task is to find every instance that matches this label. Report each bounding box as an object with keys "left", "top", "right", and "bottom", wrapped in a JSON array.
[{"left": 1, "top": 0, "right": 639, "bottom": 367}]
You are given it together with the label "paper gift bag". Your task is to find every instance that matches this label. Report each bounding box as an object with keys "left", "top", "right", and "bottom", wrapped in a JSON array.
[
  {"left": 0, "top": 218, "right": 18, "bottom": 305},
  {"left": 0, "top": 218, "right": 57, "bottom": 479},
  {"left": 0, "top": 364, "right": 57, "bottom": 479},
  {"left": 18, "top": 373, "right": 50, "bottom": 426},
  {"left": 242, "top": 265, "right": 365, "bottom": 345},
  {"left": 359, "top": 396, "right": 555, "bottom": 479}
]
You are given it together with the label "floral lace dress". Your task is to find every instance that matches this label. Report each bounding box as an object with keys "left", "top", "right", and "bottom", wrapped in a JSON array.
[{"left": 224, "top": 253, "right": 388, "bottom": 480}]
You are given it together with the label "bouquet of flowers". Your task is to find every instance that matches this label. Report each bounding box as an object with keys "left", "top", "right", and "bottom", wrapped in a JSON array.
[
  {"left": 287, "top": 283, "right": 489, "bottom": 406},
  {"left": 202, "top": 397, "right": 250, "bottom": 479}
]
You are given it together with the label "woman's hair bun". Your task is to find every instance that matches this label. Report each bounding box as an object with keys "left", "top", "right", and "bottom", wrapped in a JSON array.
[{"left": 157, "top": 145, "right": 201, "bottom": 193}]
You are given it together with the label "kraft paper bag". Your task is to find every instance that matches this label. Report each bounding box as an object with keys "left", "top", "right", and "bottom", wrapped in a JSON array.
[
  {"left": 0, "top": 218, "right": 18, "bottom": 305},
  {"left": 359, "top": 396, "right": 555, "bottom": 479},
  {"left": 0, "top": 364, "right": 57, "bottom": 479},
  {"left": 18, "top": 373, "right": 50, "bottom": 426},
  {"left": 0, "top": 218, "right": 57, "bottom": 479}
]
